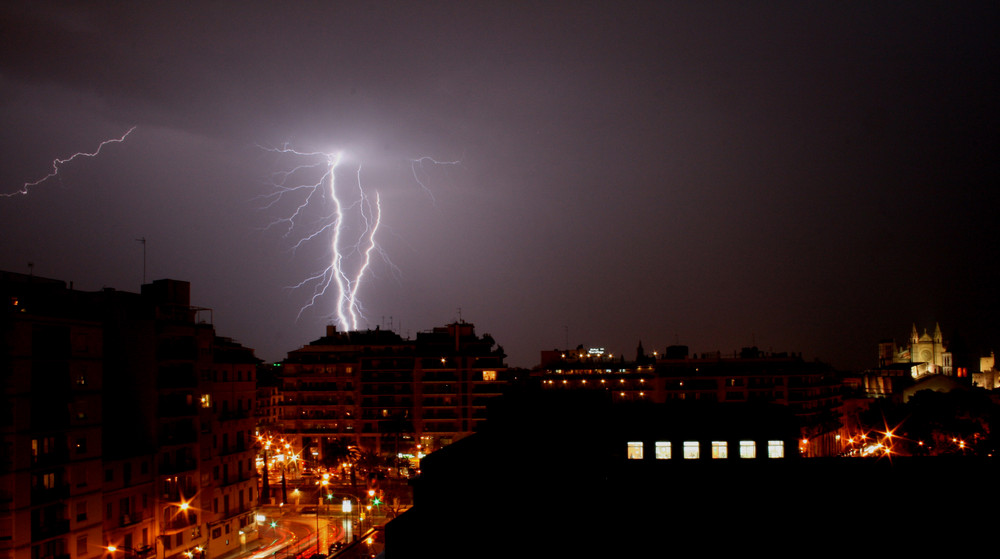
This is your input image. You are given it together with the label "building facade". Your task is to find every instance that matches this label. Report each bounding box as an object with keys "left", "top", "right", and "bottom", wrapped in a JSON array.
[
  {"left": 0, "top": 272, "right": 260, "bottom": 559},
  {"left": 536, "top": 344, "right": 843, "bottom": 456},
  {"left": 276, "top": 322, "right": 508, "bottom": 463},
  {"left": 0, "top": 273, "right": 105, "bottom": 559}
]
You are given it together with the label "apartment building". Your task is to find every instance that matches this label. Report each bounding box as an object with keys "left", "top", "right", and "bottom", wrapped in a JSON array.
[{"left": 277, "top": 322, "right": 508, "bottom": 462}]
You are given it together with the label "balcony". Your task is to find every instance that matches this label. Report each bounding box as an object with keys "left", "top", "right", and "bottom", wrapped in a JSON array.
[
  {"left": 119, "top": 513, "right": 150, "bottom": 528},
  {"left": 158, "top": 402, "right": 197, "bottom": 418},
  {"left": 422, "top": 372, "right": 457, "bottom": 382},
  {"left": 218, "top": 443, "right": 248, "bottom": 457},
  {"left": 31, "top": 447, "right": 70, "bottom": 468},
  {"left": 161, "top": 483, "right": 197, "bottom": 503},
  {"left": 31, "top": 519, "right": 70, "bottom": 541},
  {"left": 219, "top": 409, "right": 251, "bottom": 422},
  {"left": 159, "top": 456, "right": 197, "bottom": 475},
  {"left": 30, "top": 485, "right": 70, "bottom": 504},
  {"left": 163, "top": 513, "right": 198, "bottom": 531}
]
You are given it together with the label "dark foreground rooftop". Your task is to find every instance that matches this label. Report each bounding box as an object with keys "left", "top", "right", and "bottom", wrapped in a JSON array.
[{"left": 385, "top": 389, "right": 997, "bottom": 557}]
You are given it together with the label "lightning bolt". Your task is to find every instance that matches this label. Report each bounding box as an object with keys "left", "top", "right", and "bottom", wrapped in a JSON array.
[
  {"left": 261, "top": 146, "right": 389, "bottom": 331},
  {"left": 262, "top": 145, "right": 459, "bottom": 332},
  {"left": 409, "top": 156, "right": 460, "bottom": 203},
  {"left": 3, "top": 126, "right": 136, "bottom": 197}
]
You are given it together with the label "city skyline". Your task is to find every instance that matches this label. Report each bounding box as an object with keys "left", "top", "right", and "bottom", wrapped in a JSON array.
[{"left": 2, "top": 2, "right": 997, "bottom": 371}]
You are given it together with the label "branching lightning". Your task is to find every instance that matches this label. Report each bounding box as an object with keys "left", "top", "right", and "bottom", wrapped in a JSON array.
[
  {"left": 409, "top": 156, "right": 460, "bottom": 203},
  {"left": 262, "top": 145, "right": 460, "bottom": 332},
  {"left": 261, "top": 146, "right": 391, "bottom": 331},
  {"left": 3, "top": 127, "right": 136, "bottom": 197}
]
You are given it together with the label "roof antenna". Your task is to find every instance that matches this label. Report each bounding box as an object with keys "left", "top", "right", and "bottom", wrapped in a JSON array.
[{"left": 136, "top": 237, "right": 147, "bottom": 284}]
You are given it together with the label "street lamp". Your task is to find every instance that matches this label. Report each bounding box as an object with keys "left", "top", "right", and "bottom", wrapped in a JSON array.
[{"left": 313, "top": 476, "right": 334, "bottom": 555}]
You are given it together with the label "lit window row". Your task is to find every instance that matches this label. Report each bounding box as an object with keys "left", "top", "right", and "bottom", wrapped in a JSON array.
[{"left": 627, "top": 440, "right": 784, "bottom": 460}]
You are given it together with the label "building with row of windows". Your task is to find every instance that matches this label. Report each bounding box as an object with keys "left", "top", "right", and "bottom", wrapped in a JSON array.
[
  {"left": 272, "top": 322, "right": 509, "bottom": 464},
  {"left": 385, "top": 391, "right": 807, "bottom": 557},
  {"left": 386, "top": 387, "right": 995, "bottom": 557},
  {"left": 1, "top": 272, "right": 261, "bottom": 559},
  {"left": 535, "top": 344, "right": 843, "bottom": 455}
]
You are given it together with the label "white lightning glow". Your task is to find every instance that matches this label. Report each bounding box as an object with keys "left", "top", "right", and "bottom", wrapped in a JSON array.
[
  {"left": 261, "top": 146, "right": 390, "bottom": 331},
  {"left": 3, "top": 127, "right": 136, "bottom": 197},
  {"left": 262, "top": 145, "right": 460, "bottom": 332}
]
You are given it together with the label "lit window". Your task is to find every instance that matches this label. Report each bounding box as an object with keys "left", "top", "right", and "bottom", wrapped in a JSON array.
[
  {"left": 627, "top": 441, "right": 643, "bottom": 460},
  {"left": 655, "top": 441, "right": 671, "bottom": 460},
  {"left": 200, "top": 394, "right": 211, "bottom": 408},
  {"left": 739, "top": 440, "right": 756, "bottom": 459},
  {"left": 768, "top": 440, "right": 784, "bottom": 458},
  {"left": 482, "top": 370, "right": 497, "bottom": 381},
  {"left": 683, "top": 441, "right": 699, "bottom": 459},
  {"left": 711, "top": 441, "right": 728, "bottom": 459}
]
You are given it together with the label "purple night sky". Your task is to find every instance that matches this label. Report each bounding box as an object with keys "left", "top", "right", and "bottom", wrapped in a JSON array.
[{"left": 1, "top": 2, "right": 997, "bottom": 370}]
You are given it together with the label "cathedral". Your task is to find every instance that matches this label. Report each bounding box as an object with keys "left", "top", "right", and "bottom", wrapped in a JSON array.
[{"left": 878, "top": 323, "right": 953, "bottom": 379}]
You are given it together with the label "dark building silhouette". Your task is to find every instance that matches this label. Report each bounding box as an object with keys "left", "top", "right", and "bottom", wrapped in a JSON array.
[
  {"left": 1, "top": 271, "right": 260, "bottom": 559},
  {"left": 385, "top": 388, "right": 995, "bottom": 558}
]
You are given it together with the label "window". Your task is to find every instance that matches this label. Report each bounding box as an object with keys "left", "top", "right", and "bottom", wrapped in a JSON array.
[
  {"left": 768, "top": 440, "right": 784, "bottom": 458},
  {"left": 626, "top": 441, "right": 643, "bottom": 460},
  {"left": 711, "top": 441, "right": 728, "bottom": 459},
  {"left": 654, "top": 441, "right": 671, "bottom": 460},
  {"left": 739, "top": 440, "right": 756, "bottom": 459},
  {"left": 76, "top": 535, "right": 87, "bottom": 556},
  {"left": 683, "top": 441, "right": 699, "bottom": 459},
  {"left": 76, "top": 501, "right": 87, "bottom": 522},
  {"left": 201, "top": 394, "right": 211, "bottom": 408},
  {"left": 482, "top": 370, "right": 497, "bottom": 381}
]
